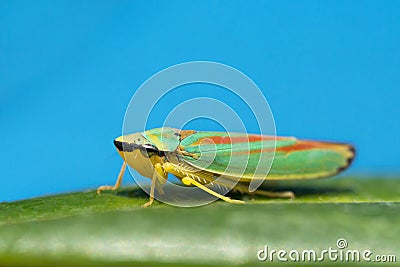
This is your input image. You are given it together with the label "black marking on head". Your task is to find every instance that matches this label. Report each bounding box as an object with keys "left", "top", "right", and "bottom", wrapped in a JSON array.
[
  {"left": 142, "top": 147, "right": 165, "bottom": 157},
  {"left": 114, "top": 140, "right": 165, "bottom": 157},
  {"left": 114, "top": 140, "right": 125, "bottom": 151},
  {"left": 114, "top": 140, "right": 138, "bottom": 152}
]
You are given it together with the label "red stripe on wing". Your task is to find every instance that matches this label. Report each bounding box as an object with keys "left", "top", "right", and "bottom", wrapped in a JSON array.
[
  {"left": 276, "top": 141, "right": 344, "bottom": 153},
  {"left": 204, "top": 135, "right": 285, "bottom": 145}
]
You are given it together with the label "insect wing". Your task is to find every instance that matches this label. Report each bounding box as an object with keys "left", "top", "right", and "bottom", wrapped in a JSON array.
[
  {"left": 178, "top": 131, "right": 278, "bottom": 180},
  {"left": 268, "top": 139, "right": 355, "bottom": 179},
  {"left": 178, "top": 131, "right": 355, "bottom": 181}
]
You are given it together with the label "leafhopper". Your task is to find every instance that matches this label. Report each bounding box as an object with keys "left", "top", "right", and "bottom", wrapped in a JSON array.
[{"left": 97, "top": 128, "right": 355, "bottom": 207}]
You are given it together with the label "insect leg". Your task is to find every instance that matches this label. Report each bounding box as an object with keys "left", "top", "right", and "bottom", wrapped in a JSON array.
[
  {"left": 181, "top": 177, "right": 245, "bottom": 204},
  {"left": 97, "top": 161, "right": 127, "bottom": 194},
  {"left": 161, "top": 162, "right": 244, "bottom": 204},
  {"left": 234, "top": 183, "right": 295, "bottom": 199},
  {"left": 142, "top": 163, "right": 166, "bottom": 208},
  {"left": 253, "top": 190, "right": 295, "bottom": 199}
]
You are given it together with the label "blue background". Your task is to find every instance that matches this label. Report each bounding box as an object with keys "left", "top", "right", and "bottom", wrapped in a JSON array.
[{"left": 1, "top": 1, "right": 399, "bottom": 202}]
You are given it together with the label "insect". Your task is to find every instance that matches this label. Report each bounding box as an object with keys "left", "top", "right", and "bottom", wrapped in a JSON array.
[{"left": 97, "top": 127, "right": 355, "bottom": 207}]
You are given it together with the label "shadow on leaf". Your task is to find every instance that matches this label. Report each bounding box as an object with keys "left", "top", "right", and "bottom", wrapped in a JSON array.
[{"left": 115, "top": 182, "right": 354, "bottom": 201}]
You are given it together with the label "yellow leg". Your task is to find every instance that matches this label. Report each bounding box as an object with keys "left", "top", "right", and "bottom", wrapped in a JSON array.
[
  {"left": 142, "top": 163, "right": 167, "bottom": 208},
  {"left": 142, "top": 170, "right": 157, "bottom": 208},
  {"left": 97, "top": 161, "right": 127, "bottom": 194},
  {"left": 233, "top": 183, "right": 295, "bottom": 199},
  {"left": 253, "top": 190, "right": 295, "bottom": 199},
  {"left": 162, "top": 162, "right": 244, "bottom": 204},
  {"left": 181, "top": 177, "right": 245, "bottom": 204}
]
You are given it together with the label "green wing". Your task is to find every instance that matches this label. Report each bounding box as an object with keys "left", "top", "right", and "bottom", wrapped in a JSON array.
[{"left": 178, "top": 131, "right": 355, "bottom": 181}]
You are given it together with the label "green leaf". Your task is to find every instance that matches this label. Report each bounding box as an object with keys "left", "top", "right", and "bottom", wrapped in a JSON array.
[{"left": 0, "top": 176, "right": 399, "bottom": 266}]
